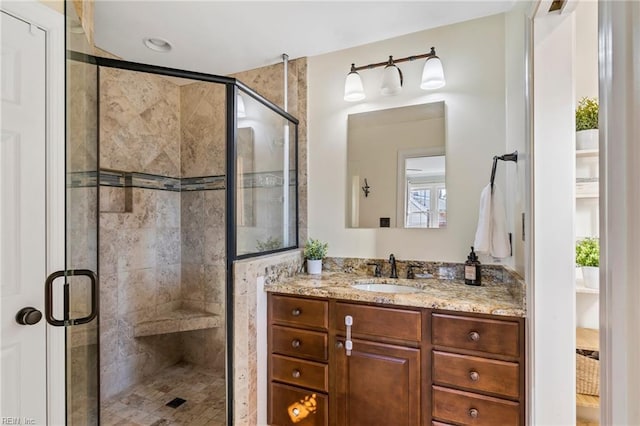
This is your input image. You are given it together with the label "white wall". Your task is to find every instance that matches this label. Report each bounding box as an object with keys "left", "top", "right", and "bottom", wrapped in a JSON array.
[
  {"left": 575, "top": 1, "right": 598, "bottom": 102},
  {"left": 533, "top": 8, "right": 576, "bottom": 425},
  {"left": 599, "top": 3, "right": 640, "bottom": 423},
  {"left": 308, "top": 14, "right": 516, "bottom": 263}
]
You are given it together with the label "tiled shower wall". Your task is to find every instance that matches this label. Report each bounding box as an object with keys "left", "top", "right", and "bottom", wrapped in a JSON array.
[
  {"left": 99, "top": 68, "right": 184, "bottom": 399},
  {"left": 180, "top": 82, "right": 227, "bottom": 372},
  {"left": 97, "top": 58, "right": 308, "bottom": 410}
]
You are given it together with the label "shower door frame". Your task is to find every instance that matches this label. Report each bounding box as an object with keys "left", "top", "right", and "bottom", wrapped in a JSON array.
[{"left": 68, "top": 52, "right": 300, "bottom": 426}]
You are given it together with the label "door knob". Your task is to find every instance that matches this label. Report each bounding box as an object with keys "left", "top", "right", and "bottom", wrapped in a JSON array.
[{"left": 16, "top": 307, "right": 43, "bottom": 325}]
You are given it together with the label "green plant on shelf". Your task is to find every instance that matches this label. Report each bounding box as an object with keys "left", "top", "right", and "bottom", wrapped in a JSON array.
[
  {"left": 303, "top": 238, "right": 328, "bottom": 260},
  {"left": 576, "top": 97, "right": 599, "bottom": 132},
  {"left": 576, "top": 237, "right": 599, "bottom": 267}
]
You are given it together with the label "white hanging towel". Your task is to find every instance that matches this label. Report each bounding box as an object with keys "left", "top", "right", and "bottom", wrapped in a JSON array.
[{"left": 473, "top": 183, "right": 511, "bottom": 258}]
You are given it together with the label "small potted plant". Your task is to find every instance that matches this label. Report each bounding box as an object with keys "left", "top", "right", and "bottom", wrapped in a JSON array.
[
  {"left": 304, "top": 238, "right": 328, "bottom": 275},
  {"left": 575, "top": 97, "right": 599, "bottom": 150},
  {"left": 576, "top": 237, "right": 599, "bottom": 289}
]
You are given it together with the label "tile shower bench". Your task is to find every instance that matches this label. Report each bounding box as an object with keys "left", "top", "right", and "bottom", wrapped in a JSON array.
[{"left": 133, "top": 308, "right": 222, "bottom": 337}]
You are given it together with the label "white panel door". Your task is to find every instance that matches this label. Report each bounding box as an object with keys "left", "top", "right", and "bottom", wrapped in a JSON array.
[{"left": 0, "top": 11, "right": 47, "bottom": 424}]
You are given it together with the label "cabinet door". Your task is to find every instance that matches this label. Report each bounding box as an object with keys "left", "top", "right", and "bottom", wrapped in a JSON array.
[{"left": 334, "top": 338, "right": 421, "bottom": 426}]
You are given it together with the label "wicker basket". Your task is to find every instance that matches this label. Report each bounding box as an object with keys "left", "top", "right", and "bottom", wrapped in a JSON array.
[{"left": 576, "top": 352, "right": 600, "bottom": 395}]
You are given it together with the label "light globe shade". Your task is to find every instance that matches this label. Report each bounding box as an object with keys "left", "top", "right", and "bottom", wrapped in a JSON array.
[
  {"left": 344, "top": 71, "right": 365, "bottom": 102},
  {"left": 380, "top": 64, "right": 402, "bottom": 96},
  {"left": 421, "top": 56, "right": 446, "bottom": 90},
  {"left": 237, "top": 94, "right": 246, "bottom": 118}
]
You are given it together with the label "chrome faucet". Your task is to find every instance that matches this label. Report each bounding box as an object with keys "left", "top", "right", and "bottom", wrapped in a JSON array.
[{"left": 389, "top": 254, "right": 398, "bottom": 278}]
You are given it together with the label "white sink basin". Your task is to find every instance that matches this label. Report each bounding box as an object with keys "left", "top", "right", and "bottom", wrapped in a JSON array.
[{"left": 351, "top": 283, "right": 418, "bottom": 294}]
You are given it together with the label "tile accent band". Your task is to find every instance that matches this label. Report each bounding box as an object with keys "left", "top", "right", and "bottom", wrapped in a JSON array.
[{"left": 67, "top": 170, "right": 296, "bottom": 192}]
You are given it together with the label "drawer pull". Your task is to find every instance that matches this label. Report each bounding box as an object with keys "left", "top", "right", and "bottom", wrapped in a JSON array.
[
  {"left": 469, "top": 371, "right": 480, "bottom": 381},
  {"left": 291, "top": 308, "right": 302, "bottom": 316},
  {"left": 291, "top": 339, "right": 301, "bottom": 348},
  {"left": 468, "top": 331, "right": 480, "bottom": 342},
  {"left": 292, "top": 369, "right": 301, "bottom": 378},
  {"left": 469, "top": 408, "right": 479, "bottom": 418},
  {"left": 335, "top": 341, "right": 344, "bottom": 349}
]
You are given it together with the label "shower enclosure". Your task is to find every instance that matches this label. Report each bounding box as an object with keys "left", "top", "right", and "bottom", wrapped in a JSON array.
[{"left": 63, "top": 13, "right": 298, "bottom": 426}]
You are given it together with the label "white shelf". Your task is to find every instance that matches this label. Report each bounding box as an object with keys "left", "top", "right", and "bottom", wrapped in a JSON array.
[
  {"left": 576, "top": 148, "right": 599, "bottom": 158},
  {"left": 576, "top": 179, "right": 598, "bottom": 198},
  {"left": 576, "top": 277, "right": 599, "bottom": 294}
]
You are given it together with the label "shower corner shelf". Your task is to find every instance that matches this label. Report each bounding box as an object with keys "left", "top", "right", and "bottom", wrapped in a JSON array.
[{"left": 133, "top": 308, "right": 222, "bottom": 337}]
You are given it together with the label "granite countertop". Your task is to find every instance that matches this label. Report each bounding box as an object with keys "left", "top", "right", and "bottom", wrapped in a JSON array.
[{"left": 265, "top": 271, "right": 526, "bottom": 317}]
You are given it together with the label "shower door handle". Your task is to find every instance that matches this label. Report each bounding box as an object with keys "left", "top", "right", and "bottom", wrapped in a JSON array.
[{"left": 45, "top": 269, "right": 98, "bottom": 327}]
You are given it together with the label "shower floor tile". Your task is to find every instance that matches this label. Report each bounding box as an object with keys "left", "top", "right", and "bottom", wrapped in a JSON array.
[{"left": 101, "top": 362, "right": 226, "bottom": 425}]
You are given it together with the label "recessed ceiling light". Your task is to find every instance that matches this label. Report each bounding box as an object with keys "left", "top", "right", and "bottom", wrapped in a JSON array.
[{"left": 143, "top": 37, "right": 172, "bottom": 53}]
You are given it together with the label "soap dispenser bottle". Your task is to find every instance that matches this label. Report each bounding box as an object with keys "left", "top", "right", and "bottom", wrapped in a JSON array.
[{"left": 464, "top": 246, "right": 481, "bottom": 286}]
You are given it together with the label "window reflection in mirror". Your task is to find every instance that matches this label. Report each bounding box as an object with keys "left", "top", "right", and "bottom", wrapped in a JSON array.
[
  {"left": 347, "top": 101, "right": 446, "bottom": 229},
  {"left": 404, "top": 155, "right": 446, "bottom": 228}
]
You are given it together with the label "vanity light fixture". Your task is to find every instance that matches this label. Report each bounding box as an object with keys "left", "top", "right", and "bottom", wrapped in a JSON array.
[
  {"left": 143, "top": 37, "right": 172, "bottom": 53},
  {"left": 344, "top": 47, "right": 445, "bottom": 102},
  {"left": 380, "top": 56, "right": 403, "bottom": 96}
]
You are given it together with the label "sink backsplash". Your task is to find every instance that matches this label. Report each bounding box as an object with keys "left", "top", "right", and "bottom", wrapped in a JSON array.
[{"left": 322, "top": 257, "right": 520, "bottom": 285}]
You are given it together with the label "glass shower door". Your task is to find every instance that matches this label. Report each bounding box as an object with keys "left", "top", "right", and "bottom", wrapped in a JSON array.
[
  {"left": 51, "top": 4, "right": 100, "bottom": 424},
  {"left": 62, "top": 56, "right": 100, "bottom": 426}
]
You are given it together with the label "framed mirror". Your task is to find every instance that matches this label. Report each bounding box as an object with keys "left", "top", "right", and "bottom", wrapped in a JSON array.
[{"left": 346, "top": 101, "right": 446, "bottom": 228}]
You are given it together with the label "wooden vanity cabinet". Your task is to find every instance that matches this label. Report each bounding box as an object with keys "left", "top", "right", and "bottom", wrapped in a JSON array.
[
  {"left": 429, "top": 311, "right": 525, "bottom": 426},
  {"left": 268, "top": 294, "right": 329, "bottom": 426},
  {"left": 267, "top": 294, "right": 525, "bottom": 426},
  {"left": 333, "top": 302, "right": 422, "bottom": 426}
]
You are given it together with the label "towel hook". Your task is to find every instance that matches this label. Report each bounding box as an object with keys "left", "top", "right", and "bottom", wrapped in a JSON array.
[
  {"left": 490, "top": 151, "right": 518, "bottom": 191},
  {"left": 361, "top": 178, "right": 371, "bottom": 197}
]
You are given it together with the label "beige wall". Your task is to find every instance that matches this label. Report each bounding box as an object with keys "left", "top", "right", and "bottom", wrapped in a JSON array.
[{"left": 308, "top": 13, "right": 523, "bottom": 265}]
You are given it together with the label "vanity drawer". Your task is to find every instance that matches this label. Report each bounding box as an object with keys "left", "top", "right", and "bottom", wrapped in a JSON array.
[
  {"left": 271, "top": 354, "right": 328, "bottom": 392},
  {"left": 271, "top": 295, "right": 328, "bottom": 330},
  {"left": 432, "top": 313, "right": 520, "bottom": 357},
  {"left": 272, "top": 325, "right": 328, "bottom": 362},
  {"left": 432, "top": 351, "right": 519, "bottom": 399},
  {"left": 432, "top": 385, "right": 520, "bottom": 426},
  {"left": 335, "top": 302, "right": 421, "bottom": 343},
  {"left": 270, "top": 382, "right": 328, "bottom": 426}
]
